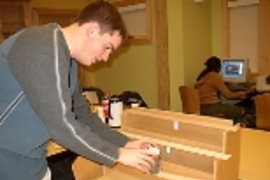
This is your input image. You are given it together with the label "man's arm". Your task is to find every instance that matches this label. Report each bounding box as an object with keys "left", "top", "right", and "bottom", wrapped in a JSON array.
[{"left": 8, "top": 27, "right": 121, "bottom": 165}]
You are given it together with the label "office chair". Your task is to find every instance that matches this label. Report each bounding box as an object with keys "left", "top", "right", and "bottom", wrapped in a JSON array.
[
  {"left": 255, "top": 93, "right": 270, "bottom": 131},
  {"left": 179, "top": 86, "right": 200, "bottom": 115}
]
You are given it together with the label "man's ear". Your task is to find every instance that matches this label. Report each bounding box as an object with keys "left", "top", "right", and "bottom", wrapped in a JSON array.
[{"left": 86, "top": 22, "right": 100, "bottom": 38}]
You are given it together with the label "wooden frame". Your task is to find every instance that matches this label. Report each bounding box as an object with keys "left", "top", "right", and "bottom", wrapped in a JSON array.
[
  {"left": 32, "top": 8, "right": 79, "bottom": 26},
  {"left": 113, "top": 0, "right": 152, "bottom": 44}
]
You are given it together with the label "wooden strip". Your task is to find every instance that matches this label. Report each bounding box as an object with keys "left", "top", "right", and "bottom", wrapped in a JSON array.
[
  {"left": 121, "top": 131, "right": 231, "bottom": 160},
  {"left": 123, "top": 127, "right": 222, "bottom": 152},
  {"left": 123, "top": 108, "right": 237, "bottom": 131}
]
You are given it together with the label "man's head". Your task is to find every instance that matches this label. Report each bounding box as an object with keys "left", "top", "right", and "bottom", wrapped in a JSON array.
[
  {"left": 67, "top": 1, "right": 127, "bottom": 66},
  {"left": 74, "top": 1, "right": 127, "bottom": 40}
]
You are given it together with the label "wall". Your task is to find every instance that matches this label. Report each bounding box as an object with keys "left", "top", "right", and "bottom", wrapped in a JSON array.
[
  {"left": 211, "top": 0, "right": 223, "bottom": 57},
  {"left": 29, "top": 0, "right": 223, "bottom": 111},
  {"left": 93, "top": 0, "right": 158, "bottom": 108},
  {"left": 169, "top": 0, "right": 223, "bottom": 111},
  {"left": 182, "top": 0, "right": 213, "bottom": 88},
  {"left": 169, "top": 0, "right": 215, "bottom": 111},
  {"left": 94, "top": 0, "right": 216, "bottom": 111},
  {"left": 167, "top": 0, "right": 184, "bottom": 111},
  {"left": 94, "top": 44, "right": 157, "bottom": 108},
  {"left": 229, "top": 3, "right": 259, "bottom": 72}
]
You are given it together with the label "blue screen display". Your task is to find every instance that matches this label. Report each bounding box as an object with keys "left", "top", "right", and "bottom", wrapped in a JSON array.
[{"left": 222, "top": 60, "right": 245, "bottom": 78}]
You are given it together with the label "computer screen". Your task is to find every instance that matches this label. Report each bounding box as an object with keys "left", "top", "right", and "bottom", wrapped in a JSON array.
[{"left": 221, "top": 58, "right": 249, "bottom": 83}]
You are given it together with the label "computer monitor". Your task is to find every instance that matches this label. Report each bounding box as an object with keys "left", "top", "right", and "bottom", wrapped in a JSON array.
[{"left": 221, "top": 58, "right": 249, "bottom": 83}]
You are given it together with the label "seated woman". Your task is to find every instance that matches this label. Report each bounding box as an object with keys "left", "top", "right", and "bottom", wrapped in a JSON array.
[{"left": 195, "top": 56, "right": 252, "bottom": 124}]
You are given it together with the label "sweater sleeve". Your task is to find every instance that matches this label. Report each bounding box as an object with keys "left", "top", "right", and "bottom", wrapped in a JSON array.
[
  {"left": 7, "top": 26, "right": 123, "bottom": 166},
  {"left": 211, "top": 73, "right": 246, "bottom": 99}
]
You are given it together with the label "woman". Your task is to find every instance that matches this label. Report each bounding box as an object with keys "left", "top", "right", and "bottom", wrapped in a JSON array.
[{"left": 195, "top": 56, "right": 250, "bottom": 124}]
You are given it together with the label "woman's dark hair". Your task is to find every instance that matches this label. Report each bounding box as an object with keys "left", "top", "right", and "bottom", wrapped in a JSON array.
[
  {"left": 196, "top": 56, "right": 221, "bottom": 81},
  {"left": 74, "top": 1, "right": 128, "bottom": 42}
]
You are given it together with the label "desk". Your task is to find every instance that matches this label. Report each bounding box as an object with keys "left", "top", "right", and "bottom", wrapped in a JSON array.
[{"left": 46, "top": 141, "right": 66, "bottom": 157}]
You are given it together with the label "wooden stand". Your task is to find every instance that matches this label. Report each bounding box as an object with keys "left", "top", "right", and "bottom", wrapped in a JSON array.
[{"left": 73, "top": 108, "right": 240, "bottom": 180}]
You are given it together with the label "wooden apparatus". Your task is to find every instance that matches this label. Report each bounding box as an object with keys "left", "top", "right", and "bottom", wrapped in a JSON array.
[{"left": 74, "top": 108, "right": 240, "bottom": 180}]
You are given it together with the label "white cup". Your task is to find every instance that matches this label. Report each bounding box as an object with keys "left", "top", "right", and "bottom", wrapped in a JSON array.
[
  {"left": 131, "top": 103, "right": 140, "bottom": 108},
  {"left": 109, "top": 102, "right": 123, "bottom": 127}
]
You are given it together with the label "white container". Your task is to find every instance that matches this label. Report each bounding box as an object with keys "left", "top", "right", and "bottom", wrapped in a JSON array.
[{"left": 108, "top": 100, "right": 123, "bottom": 128}]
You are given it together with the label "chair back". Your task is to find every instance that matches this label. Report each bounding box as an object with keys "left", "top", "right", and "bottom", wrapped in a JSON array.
[
  {"left": 255, "top": 93, "right": 270, "bottom": 130},
  {"left": 179, "top": 86, "right": 200, "bottom": 114}
]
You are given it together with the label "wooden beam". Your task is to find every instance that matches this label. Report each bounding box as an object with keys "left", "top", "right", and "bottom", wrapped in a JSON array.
[
  {"left": 121, "top": 131, "right": 231, "bottom": 160},
  {"left": 154, "top": 0, "right": 170, "bottom": 110}
]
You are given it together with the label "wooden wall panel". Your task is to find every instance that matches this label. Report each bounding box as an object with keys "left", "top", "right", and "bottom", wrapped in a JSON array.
[{"left": 258, "top": 0, "right": 270, "bottom": 74}]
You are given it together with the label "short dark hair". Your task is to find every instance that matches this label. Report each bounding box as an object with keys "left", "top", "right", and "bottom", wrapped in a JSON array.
[{"left": 74, "top": 1, "right": 127, "bottom": 42}]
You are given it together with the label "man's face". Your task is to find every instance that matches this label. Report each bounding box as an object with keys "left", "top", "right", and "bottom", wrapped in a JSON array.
[{"left": 77, "top": 25, "right": 123, "bottom": 66}]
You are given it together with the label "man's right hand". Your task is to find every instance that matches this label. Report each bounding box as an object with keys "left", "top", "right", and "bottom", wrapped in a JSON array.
[{"left": 117, "top": 147, "right": 159, "bottom": 174}]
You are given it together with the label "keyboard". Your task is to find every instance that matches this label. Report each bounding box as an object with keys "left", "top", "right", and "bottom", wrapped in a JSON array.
[{"left": 226, "top": 83, "right": 247, "bottom": 91}]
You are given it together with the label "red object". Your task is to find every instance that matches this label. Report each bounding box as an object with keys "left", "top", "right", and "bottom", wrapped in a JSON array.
[{"left": 102, "top": 99, "right": 109, "bottom": 118}]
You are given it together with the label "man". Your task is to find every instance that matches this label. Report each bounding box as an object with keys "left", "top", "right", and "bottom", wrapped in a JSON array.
[{"left": 0, "top": 2, "right": 157, "bottom": 180}]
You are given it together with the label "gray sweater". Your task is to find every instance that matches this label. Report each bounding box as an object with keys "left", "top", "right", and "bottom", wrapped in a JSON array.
[{"left": 0, "top": 23, "right": 129, "bottom": 180}]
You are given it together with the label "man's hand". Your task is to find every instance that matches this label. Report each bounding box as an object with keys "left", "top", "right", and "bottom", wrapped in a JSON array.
[{"left": 117, "top": 147, "right": 158, "bottom": 174}]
